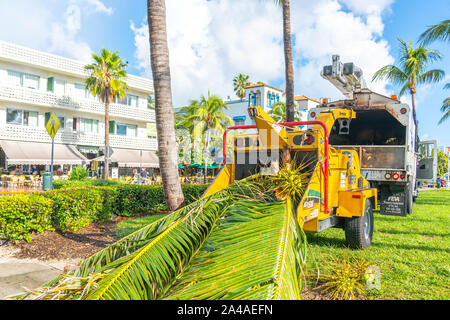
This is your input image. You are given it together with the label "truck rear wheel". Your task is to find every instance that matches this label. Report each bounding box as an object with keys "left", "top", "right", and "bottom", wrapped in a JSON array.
[
  {"left": 406, "top": 183, "right": 413, "bottom": 214},
  {"left": 344, "top": 199, "right": 373, "bottom": 249}
]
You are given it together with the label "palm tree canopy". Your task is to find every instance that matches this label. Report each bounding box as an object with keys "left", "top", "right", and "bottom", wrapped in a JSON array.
[
  {"left": 372, "top": 39, "right": 445, "bottom": 96},
  {"left": 84, "top": 48, "right": 129, "bottom": 104},
  {"left": 233, "top": 74, "right": 251, "bottom": 100},
  {"left": 419, "top": 19, "right": 450, "bottom": 45},
  {"left": 269, "top": 101, "right": 301, "bottom": 122},
  {"left": 180, "top": 92, "right": 233, "bottom": 141},
  {"left": 439, "top": 83, "right": 450, "bottom": 124}
]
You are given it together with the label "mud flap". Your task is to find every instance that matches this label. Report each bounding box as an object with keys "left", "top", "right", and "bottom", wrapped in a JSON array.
[{"left": 380, "top": 188, "right": 407, "bottom": 217}]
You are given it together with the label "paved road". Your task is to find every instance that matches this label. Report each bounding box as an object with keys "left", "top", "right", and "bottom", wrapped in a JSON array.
[{"left": 0, "top": 262, "right": 60, "bottom": 299}]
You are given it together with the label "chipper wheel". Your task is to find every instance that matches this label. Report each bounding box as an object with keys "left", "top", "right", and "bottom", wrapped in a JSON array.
[{"left": 344, "top": 199, "right": 373, "bottom": 249}]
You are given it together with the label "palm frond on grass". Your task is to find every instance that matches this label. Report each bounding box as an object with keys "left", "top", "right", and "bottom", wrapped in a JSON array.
[
  {"left": 164, "top": 198, "right": 307, "bottom": 300},
  {"left": 22, "top": 178, "right": 277, "bottom": 300}
]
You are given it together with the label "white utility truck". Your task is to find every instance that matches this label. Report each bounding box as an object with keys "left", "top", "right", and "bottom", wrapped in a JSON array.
[{"left": 308, "top": 55, "right": 437, "bottom": 216}]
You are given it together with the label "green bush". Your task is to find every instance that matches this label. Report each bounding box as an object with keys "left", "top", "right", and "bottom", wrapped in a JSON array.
[
  {"left": 182, "top": 184, "right": 209, "bottom": 203},
  {"left": 69, "top": 166, "right": 89, "bottom": 180},
  {"left": 0, "top": 184, "right": 209, "bottom": 242},
  {"left": 0, "top": 195, "right": 54, "bottom": 242},
  {"left": 40, "top": 187, "right": 105, "bottom": 233},
  {"left": 53, "top": 178, "right": 122, "bottom": 189}
]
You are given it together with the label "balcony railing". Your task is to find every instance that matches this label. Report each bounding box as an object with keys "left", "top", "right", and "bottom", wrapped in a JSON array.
[
  {"left": 0, "top": 125, "right": 157, "bottom": 151},
  {"left": 0, "top": 41, "right": 153, "bottom": 93},
  {"left": 0, "top": 85, "right": 155, "bottom": 122}
]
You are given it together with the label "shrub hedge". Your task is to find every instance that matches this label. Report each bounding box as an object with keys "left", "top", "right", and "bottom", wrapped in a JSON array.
[
  {"left": 0, "top": 195, "right": 54, "bottom": 242},
  {"left": 0, "top": 184, "right": 208, "bottom": 242},
  {"left": 53, "top": 178, "right": 123, "bottom": 189}
]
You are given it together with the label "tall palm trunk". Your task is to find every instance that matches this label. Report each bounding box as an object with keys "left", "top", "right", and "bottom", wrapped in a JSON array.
[
  {"left": 410, "top": 83, "right": 419, "bottom": 151},
  {"left": 104, "top": 101, "right": 110, "bottom": 180},
  {"left": 411, "top": 91, "right": 419, "bottom": 151},
  {"left": 282, "top": 0, "right": 295, "bottom": 122},
  {"left": 148, "top": 0, "right": 184, "bottom": 210}
]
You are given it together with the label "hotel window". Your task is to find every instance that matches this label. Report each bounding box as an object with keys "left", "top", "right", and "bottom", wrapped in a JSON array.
[
  {"left": 23, "top": 74, "right": 40, "bottom": 89},
  {"left": 23, "top": 111, "right": 39, "bottom": 127},
  {"left": 116, "top": 95, "right": 138, "bottom": 107},
  {"left": 54, "top": 80, "right": 66, "bottom": 95},
  {"left": 6, "top": 109, "right": 22, "bottom": 125},
  {"left": 74, "top": 83, "right": 87, "bottom": 98},
  {"left": 116, "top": 123, "right": 138, "bottom": 137},
  {"left": 127, "top": 124, "right": 137, "bottom": 137},
  {"left": 7, "top": 70, "right": 22, "bottom": 86},
  {"left": 7, "top": 109, "right": 38, "bottom": 126},
  {"left": 7, "top": 70, "right": 40, "bottom": 89},
  {"left": 73, "top": 118, "right": 98, "bottom": 133},
  {"left": 80, "top": 118, "right": 98, "bottom": 133}
]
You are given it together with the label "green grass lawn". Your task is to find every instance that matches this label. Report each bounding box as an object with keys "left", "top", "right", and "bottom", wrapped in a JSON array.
[
  {"left": 305, "top": 189, "right": 450, "bottom": 300},
  {"left": 113, "top": 214, "right": 167, "bottom": 239},
  {"left": 113, "top": 189, "right": 449, "bottom": 300}
]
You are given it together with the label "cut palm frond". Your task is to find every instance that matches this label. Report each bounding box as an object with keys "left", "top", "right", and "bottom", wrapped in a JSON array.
[
  {"left": 22, "top": 178, "right": 276, "bottom": 300},
  {"left": 164, "top": 198, "right": 307, "bottom": 300}
]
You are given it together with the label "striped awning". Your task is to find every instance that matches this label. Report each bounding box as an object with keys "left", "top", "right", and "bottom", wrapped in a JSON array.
[
  {"left": 92, "top": 148, "right": 159, "bottom": 168},
  {"left": 0, "top": 140, "right": 88, "bottom": 165}
]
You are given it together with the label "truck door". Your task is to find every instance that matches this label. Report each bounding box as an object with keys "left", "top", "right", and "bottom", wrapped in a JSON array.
[{"left": 416, "top": 140, "right": 438, "bottom": 182}]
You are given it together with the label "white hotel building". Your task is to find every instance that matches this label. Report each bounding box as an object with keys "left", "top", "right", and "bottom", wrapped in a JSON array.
[
  {"left": 224, "top": 83, "right": 320, "bottom": 126},
  {"left": 0, "top": 41, "right": 157, "bottom": 174}
]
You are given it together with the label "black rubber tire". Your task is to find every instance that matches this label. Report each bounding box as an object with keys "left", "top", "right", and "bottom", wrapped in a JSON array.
[
  {"left": 406, "top": 183, "right": 413, "bottom": 214},
  {"left": 344, "top": 199, "right": 374, "bottom": 249}
]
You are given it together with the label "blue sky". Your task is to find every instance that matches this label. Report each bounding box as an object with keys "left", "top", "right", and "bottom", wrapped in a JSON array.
[{"left": 0, "top": 0, "right": 448, "bottom": 146}]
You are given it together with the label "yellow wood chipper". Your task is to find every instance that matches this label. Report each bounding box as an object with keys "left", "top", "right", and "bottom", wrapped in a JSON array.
[{"left": 203, "top": 105, "right": 378, "bottom": 249}]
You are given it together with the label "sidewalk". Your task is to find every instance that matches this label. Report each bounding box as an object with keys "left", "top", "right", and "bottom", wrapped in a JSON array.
[
  {"left": 0, "top": 245, "right": 78, "bottom": 299},
  {"left": 0, "top": 262, "right": 60, "bottom": 299}
]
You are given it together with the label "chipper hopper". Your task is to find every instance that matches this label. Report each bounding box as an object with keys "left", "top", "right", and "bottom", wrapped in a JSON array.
[{"left": 203, "top": 105, "right": 378, "bottom": 249}]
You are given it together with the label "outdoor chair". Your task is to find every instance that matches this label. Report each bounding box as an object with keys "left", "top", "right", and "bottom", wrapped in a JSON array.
[{"left": 10, "top": 176, "right": 18, "bottom": 188}]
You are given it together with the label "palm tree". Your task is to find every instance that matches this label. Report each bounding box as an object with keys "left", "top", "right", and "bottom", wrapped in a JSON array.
[
  {"left": 372, "top": 39, "right": 445, "bottom": 146},
  {"left": 419, "top": 19, "right": 450, "bottom": 45},
  {"left": 180, "top": 92, "right": 232, "bottom": 182},
  {"left": 418, "top": 19, "right": 450, "bottom": 125},
  {"left": 148, "top": 0, "right": 184, "bottom": 210},
  {"left": 273, "top": 0, "right": 295, "bottom": 123},
  {"left": 269, "top": 101, "right": 301, "bottom": 122},
  {"left": 439, "top": 83, "right": 450, "bottom": 124},
  {"left": 84, "top": 48, "right": 128, "bottom": 180},
  {"left": 233, "top": 74, "right": 251, "bottom": 100}
]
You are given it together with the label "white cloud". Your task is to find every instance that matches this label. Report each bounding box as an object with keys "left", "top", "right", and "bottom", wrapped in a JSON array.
[
  {"left": 339, "top": 0, "right": 394, "bottom": 15},
  {"left": 132, "top": 0, "right": 395, "bottom": 106},
  {"left": 0, "top": 0, "right": 113, "bottom": 62},
  {"left": 131, "top": 0, "right": 284, "bottom": 106},
  {"left": 85, "top": 0, "right": 114, "bottom": 15},
  {"left": 291, "top": 0, "right": 395, "bottom": 100}
]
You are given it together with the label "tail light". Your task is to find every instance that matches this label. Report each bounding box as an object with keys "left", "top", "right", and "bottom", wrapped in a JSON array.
[
  {"left": 385, "top": 172, "right": 405, "bottom": 180},
  {"left": 400, "top": 108, "right": 407, "bottom": 114},
  {"left": 310, "top": 112, "right": 316, "bottom": 118}
]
